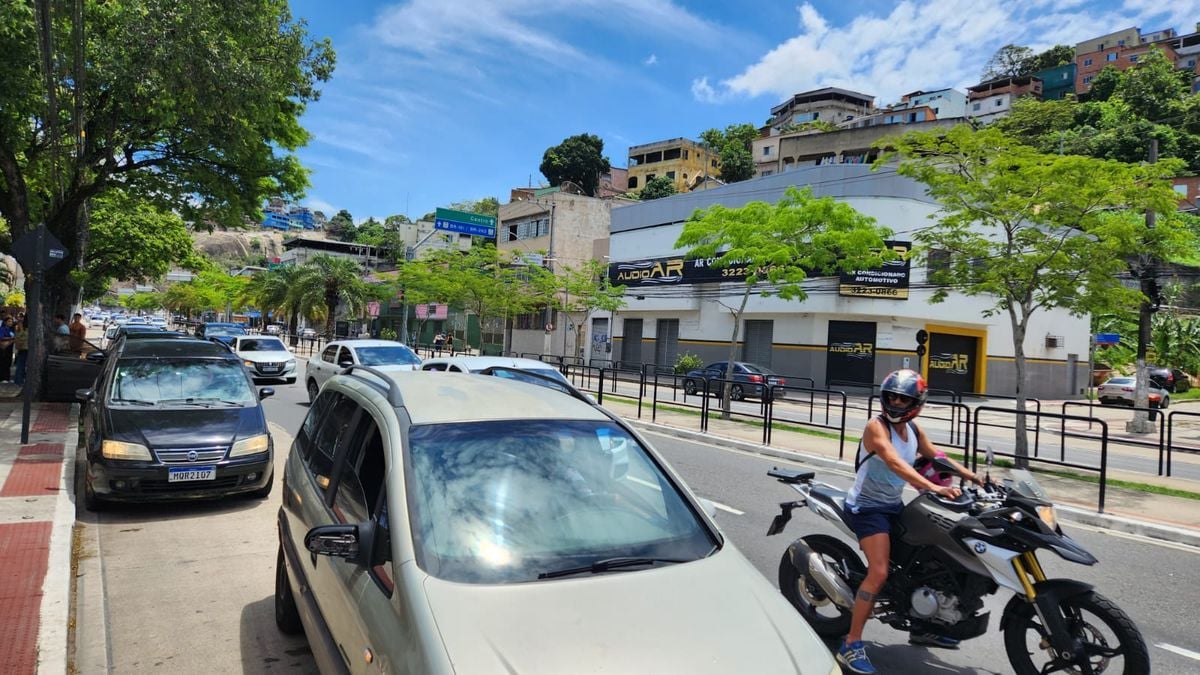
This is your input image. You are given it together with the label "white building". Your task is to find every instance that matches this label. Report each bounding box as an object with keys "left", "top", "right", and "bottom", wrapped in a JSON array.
[{"left": 600, "top": 165, "right": 1090, "bottom": 399}]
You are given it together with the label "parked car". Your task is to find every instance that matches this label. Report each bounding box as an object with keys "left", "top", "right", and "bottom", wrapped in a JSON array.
[
  {"left": 148, "top": 317, "right": 168, "bottom": 328},
  {"left": 419, "top": 355, "right": 570, "bottom": 383},
  {"left": 299, "top": 327, "right": 317, "bottom": 339},
  {"left": 682, "top": 361, "right": 788, "bottom": 401},
  {"left": 264, "top": 324, "right": 284, "bottom": 335},
  {"left": 231, "top": 335, "right": 297, "bottom": 384},
  {"left": 75, "top": 337, "right": 275, "bottom": 510},
  {"left": 304, "top": 339, "right": 421, "bottom": 402},
  {"left": 275, "top": 369, "right": 838, "bottom": 675},
  {"left": 1147, "top": 365, "right": 1190, "bottom": 393},
  {"left": 1097, "top": 376, "right": 1170, "bottom": 409},
  {"left": 196, "top": 322, "right": 247, "bottom": 346}
]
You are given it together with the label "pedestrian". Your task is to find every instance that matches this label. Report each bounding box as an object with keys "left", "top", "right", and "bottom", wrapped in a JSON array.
[
  {"left": 13, "top": 314, "right": 28, "bottom": 386},
  {"left": 445, "top": 333, "right": 454, "bottom": 353},
  {"left": 434, "top": 332, "right": 445, "bottom": 349},
  {"left": 0, "top": 316, "right": 13, "bottom": 382},
  {"left": 69, "top": 312, "right": 88, "bottom": 353},
  {"left": 837, "top": 369, "right": 982, "bottom": 675}
]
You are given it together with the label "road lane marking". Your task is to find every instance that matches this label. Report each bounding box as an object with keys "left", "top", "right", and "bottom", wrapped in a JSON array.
[
  {"left": 1157, "top": 643, "right": 1200, "bottom": 661},
  {"left": 627, "top": 475, "right": 743, "bottom": 515}
]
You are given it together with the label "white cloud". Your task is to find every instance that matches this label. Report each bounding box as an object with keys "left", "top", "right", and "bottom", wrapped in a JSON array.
[
  {"left": 644, "top": 54, "right": 658, "bottom": 66},
  {"left": 303, "top": 197, "right": 338, "bottom": 216},
  {"left": 693, "top": 0, "right": 1200, "bottom": 105}
]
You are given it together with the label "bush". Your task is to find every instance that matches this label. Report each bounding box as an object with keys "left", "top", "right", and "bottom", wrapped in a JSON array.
[
  {"left": 674, "top": 352, "right": 704, "bottom": 374},
  {"left": 380, "top": 327, "right": 398, "bottom": 341}
]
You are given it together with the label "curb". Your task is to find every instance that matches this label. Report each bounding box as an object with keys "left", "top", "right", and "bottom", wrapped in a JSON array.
[
  {"left": 624, "top": 418, "right": 1200, "bottom": 549},
  {"left": 36, "top": 404, "right": 79, "bottom": 675}
]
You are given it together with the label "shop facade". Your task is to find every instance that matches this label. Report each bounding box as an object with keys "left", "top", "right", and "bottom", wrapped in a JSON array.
[{"left": 600, "top": 165, "right": 1091, "bottom": 399}]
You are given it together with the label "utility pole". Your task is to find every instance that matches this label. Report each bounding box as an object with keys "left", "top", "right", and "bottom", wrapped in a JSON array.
[
  {"left": 542, "top": 199, "right": 557, "bottom": 356},
  {"left": 1129, "top": 137, "right": 1159, "bottom": 434}
]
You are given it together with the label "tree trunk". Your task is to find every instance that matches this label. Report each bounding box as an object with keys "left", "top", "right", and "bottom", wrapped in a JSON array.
[
  {"left": 720, "top": 285, "right": 753, "bottom": 420},
  {"left": 1011, "top": 320, "right": 1030, "bottom": 469}
]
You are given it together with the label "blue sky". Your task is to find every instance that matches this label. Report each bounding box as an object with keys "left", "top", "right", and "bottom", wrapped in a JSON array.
[{"left": 286, "top": 0, "right": 1200, "bottom": 223}]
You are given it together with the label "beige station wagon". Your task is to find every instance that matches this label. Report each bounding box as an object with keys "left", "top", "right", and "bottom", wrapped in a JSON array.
[{"left": 275, "top": 368, "right": 839, "bottom": 674}]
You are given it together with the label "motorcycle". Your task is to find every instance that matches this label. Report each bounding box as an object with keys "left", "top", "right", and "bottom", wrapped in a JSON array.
[{"left": 765, "top": 455, "right": 1150, "bottom": 675}]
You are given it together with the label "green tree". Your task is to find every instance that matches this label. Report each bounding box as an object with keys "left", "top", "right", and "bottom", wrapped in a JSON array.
[
  {"left": 326, "top": 209, "right": 356, "bottom": 241},
  {"left": 676, "top": 186, "right": 892, "bottom": 415},
  {"left": 700, "top": 123, "right": 758, "bottom": 183},
  {"left": 879, "top": 125, "right": 1187, "bottom": 460},
  {"left": 353, "top": 217, "right": 386, "bottom": 246},
  {"left": 639, "top": 175, "right": 677, "bottom": 200},
  {"left": 555, "top": 259, "right": 627, "bottom": 359},
  {"left": 243, "top": 265, "right": 320, "bottom": 338},
  {"left": 540, "top": 134, "right": 610, "bottom": 196},
  {"left": 1023, "top": 45, "right": 1076, "bottom": 73},
  {"left": 76, "top": 189, "right": 204, "bottom": 300},
  {"left": 982, "top": 44, "right": 1034, "bottom": 79},
  {"left": 292, "top": 255, "right": 370, "bottom": 338},
  {"left": 0, "top": 0, "right": 333, "bottom": 397},
  {"left": 384, "top": 214, "right": 411, "bottom": 227},
  {"left": 427, "top": 245, "right": 549, "bottom": 351}
]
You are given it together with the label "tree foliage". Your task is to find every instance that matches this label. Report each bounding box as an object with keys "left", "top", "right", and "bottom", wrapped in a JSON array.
[
  {"left": 879, "top": 125, "right": 1189, "bottom": 458},
  {"left": 291, "top": 254, "right": 370, "bottom": 337},
  {"left": 700, "top": 123, "right": 758, "bottom": 183},
  {"left": 555, "top": 259, "right": 626, "bottom": 357},
  {"left": 540, "top": 134, "right": 610, "bottom": 196},
  {"left": 676, "top": 186, "right": 892, "bottom": 413},
  {"left": 639, "top": 175, "right": 677, "bottom": 200},
  {"left": 982, "top": 44, "right": 1035, "bottom": 79}
]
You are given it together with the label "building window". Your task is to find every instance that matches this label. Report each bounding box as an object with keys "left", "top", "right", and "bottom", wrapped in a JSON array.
[
  {"left": 647, "top": 174, "right": 656, "bottom": 181},
  {"left": 666, "top": 171, "right": 675, "bottom": 180},
  {"left": 682, "top": 150, "right": 688, "bottom": 159},
  {"left": 628, "top": 176, "right": 638, "bottom": 189},
  {"left": 763, "top": 146, "right": 771, "bottom": 156},
  {"left": 1063, "top": 72, "right": 1070, "bottom": 80},
  {"left": 1083, "top": 75, "right": 1094, "bottom": 84},
  {"left": 1188, "top": 59, "right": 1196, "bottom": 68},
  {"left": 1129, "top": 55, "right": 1139, "bottom": 62},
  {"left": 933, "top": 107, "right": 939, "bottom": 115},
  {"left": 761, "top": 170, "right": 773, "bottom": 176},
  {"left": 995, "top": 97, "right": 1004, "bottom": 106},
  {"left": 1118, "top": 39, "right": 1125, "bottom": 46},
  {"left": 1084, "top": 58, "right": 1093, "bottom": 66},
  {"left": 972, "top": 102, "right": 981, "bottom": 111},
  {"left": 1106, "top": 52, "right": 1117, "bottom": 61}
]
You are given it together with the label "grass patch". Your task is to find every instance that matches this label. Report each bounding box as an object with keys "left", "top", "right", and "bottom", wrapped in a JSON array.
[
  {"left": 1034, "top": 467, "right": 1200, "bottom": 501},
  {"left": 601, "top": 393, "right": 853, "bottom": 442}
]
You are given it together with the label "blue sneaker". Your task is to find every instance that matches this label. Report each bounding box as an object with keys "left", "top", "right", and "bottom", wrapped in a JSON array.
[
  {"left": 909, "top": 632, "right": 960, "bottom": 649},
  {"left": 837, "top": 640, "right": 876, "bottom": 674}
]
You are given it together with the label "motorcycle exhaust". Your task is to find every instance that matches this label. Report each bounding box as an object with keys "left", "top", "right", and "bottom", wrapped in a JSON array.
[{"left": 790, "top": 541, "right": 855, "bottom": 610}]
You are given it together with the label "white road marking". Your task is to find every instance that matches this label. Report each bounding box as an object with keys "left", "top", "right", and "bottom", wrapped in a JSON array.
[
  {"left": 1157, "top": 643, "right": 1200, "bottom": 661},
  {"left": 711, "top": 501, "right": 744, "bottom": 515}
]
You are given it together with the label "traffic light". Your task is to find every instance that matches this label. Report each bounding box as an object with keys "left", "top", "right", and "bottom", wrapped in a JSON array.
[{"left": 915, "top": 329, "right": 928, "bottom": 358}]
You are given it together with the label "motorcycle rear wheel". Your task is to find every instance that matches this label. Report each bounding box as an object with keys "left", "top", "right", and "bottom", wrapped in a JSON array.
[
  {"left": 1003, "top": 590, "right": 1149, "bottom": 675},
  {"left": 777, "top": 534, "right": 864, "bottom": 638}
]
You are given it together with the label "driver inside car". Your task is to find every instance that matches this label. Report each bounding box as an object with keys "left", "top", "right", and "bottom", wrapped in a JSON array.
[{"left": 838, "top": 369, "right": 983, "bottom": 675}]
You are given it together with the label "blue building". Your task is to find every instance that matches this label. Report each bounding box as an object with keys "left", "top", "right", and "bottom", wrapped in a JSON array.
[
  {"left": 262, "top": 204, "right": 316, "bottom": 230},
  {"left": 1034, "top": 63, "right": 1077, "bottom": 100}
]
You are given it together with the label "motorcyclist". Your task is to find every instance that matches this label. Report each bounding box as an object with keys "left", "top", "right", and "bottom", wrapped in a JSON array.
[{"left": 838, "top": 369, "right": 983, "bottom": 674}]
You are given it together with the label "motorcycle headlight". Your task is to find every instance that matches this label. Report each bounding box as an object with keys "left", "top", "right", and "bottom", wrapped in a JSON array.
[
  {"left": 230, "top": 434, "right": 270, "bottom": 458},
  {"left": 1037, "top": 504, "right": 1058, "bottom": 530},
  {"left": 101, "top": 440, "right": 152, "bottom": 461}
]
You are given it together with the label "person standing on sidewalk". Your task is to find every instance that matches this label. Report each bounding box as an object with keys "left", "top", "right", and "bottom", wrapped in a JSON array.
[
  {"left": 13, "top": 314, "right": 28, "bottom": 386},
  {"left": 0, "top": 316, "right": 13, "bottom": 382},
  {"left": 69, "top": 312, "right": 88, "bottom": 353},
  {"left": 837, "top": 369, "right": 982, "bottom": 675}
]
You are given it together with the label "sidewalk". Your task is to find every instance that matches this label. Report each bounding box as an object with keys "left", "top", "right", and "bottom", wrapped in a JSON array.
[
  {"left": 0, "top": 386, "right": 77, "bottom": 675},
  {"left": 599, "top": 398, "right": 1200, "bottom": 549}
]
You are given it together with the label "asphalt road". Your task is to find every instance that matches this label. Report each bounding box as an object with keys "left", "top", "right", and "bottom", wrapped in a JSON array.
[{"left": 83, "top": 374, "right": 1200, "bottom": 674}]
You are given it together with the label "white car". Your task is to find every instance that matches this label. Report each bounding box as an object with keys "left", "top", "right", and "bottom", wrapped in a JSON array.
[
  {"left": 420, "top": 355, "right": 571, "bottom": 384},
  {"left": 126, "top": 316, "right": 148, "bottom": 325},
  {"left": 305, "top": 339, "right": 421, "bottom": 402},
  {"left": 232, "top": 335, "right": 298, "bottom": 384},
  {"left": 149, "top": 317, "right": 168, "bottom": 328}
]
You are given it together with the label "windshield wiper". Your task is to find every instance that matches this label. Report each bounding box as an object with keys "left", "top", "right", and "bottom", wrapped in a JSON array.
[
  {"left": 537, "top": 556, "right": 690, "bottom": 580},
  {"left": 158, "top": 398, "right": 244, "bottom": 407},
  {"left": 111, "top": 398, "right": 156, "bottom": 406}
]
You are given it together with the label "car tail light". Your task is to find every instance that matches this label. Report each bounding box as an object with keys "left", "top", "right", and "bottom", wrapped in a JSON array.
[
  {"left": 1121, "top": 387, "right": 1134, "bottom": 392},
  {"left": 747, "top": 374, "right": 764, "bottom": 383},
  {"left": 777, "top": 378, "right": 786, "bottom": 385}
]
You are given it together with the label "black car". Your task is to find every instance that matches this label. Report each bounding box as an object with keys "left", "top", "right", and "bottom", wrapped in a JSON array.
[
  {"left": 44, "top": 338, "right": 107, "bottom": 402},
  {"left": 76, "top": 337, "right": 275, "bottom": 510},
  {"left": 1147, "top": 365, "right": 1190, "bottom": 393},
  {"left": 682, "top": 361, "right": 787, "bottom": 400}
]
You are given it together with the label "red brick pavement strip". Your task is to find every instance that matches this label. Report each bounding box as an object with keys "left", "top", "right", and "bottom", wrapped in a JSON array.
[
  {"left": 17, "top": 442, "right": 63, "bottom": 458},
  {"left": 0, "top": 453, "right": 64, "bottom": 498},
  {"left": 30, "top": 403, "right": 69, "bottom": 433},
  {"left": 0, "top": 521, "right": 51, "bottom": 675}
]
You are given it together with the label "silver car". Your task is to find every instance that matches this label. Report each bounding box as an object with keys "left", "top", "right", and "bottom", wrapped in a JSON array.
[
  {"left": 304, "top": 339, "right": 421, "bottom": 402},
  {"left": 232, "top": 335, "right": 297, "bottom": 384},
  {"left": 1097, "top": 376, "right": 1170, "bottom": 408},
  {"left": 276, "top": 370, "right": 838, "bottom": 675}
]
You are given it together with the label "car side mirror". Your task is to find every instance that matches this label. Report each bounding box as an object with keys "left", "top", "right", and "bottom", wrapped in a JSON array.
[
  {"left": 75, "top": 388, "right": 94, "bottom": 403},
  {"left": 304, "top": 522, "right": 384, "bottom": 567},
  {"left": 338, "top": 359, "right": 354, "bottom": 368},
  {"left": 85, "top": 351, "right": 106, "bottom": 362},
  {"left": 259, "top": 387, "right": 275, "bottom": 400}
]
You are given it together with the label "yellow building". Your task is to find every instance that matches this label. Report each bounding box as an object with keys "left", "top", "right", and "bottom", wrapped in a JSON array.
[{"left": 626, "top": 138, "right": 718, "bottom": 193}]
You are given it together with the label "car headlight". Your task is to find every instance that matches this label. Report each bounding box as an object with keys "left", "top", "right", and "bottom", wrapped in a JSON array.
[
  {"left": 101, "top": 440, "right": 152, "bottom": 461},
  {"left": 230, "top": 434, "right": 271, "bottom": 458},
  {"left": 1037, "top": 504, "right": 1058, "bottom": 530},
  {"left": 243, "top": 359, "right": 256, "bottom": 368},
  {"left": 286, "top": 359, "right": 296, "bottom": 369}
]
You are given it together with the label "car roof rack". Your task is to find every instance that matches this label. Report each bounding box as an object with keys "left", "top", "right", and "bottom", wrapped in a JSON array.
[
  {"left": 340, "top": 364, "right": 404, "bottom": 406},
  {"left": 476, "top": 366, "right": 594, "bottom": 406}
]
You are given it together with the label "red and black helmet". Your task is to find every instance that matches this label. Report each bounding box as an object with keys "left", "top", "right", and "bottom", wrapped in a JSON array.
[{"left": 880, "top": 369, "right": 928, "bottom": 423}]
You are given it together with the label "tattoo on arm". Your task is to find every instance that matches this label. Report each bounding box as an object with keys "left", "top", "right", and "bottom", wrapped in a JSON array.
[{"left": 856, "top": 589, "right": 876, "bottom": 603}]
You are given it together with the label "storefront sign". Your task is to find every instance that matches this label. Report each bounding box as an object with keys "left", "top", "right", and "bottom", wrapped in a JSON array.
[
  {"left": 607, "top": 255, "right": 769, "bottom": 287},
  {"left": 838, "top": 241, "right": 911, "bottom": 299}
]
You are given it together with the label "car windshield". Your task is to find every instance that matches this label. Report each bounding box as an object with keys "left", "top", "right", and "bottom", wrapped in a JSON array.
[
  {"left": 109, "top": 359, "right": 256, "bottom": 406},
  {"left": 206, "top": 325, "right": 245, "bottom": 336},
  {"left": 740, "top": 363, "right": 775, "bottom": 375},
  {"left": 406, "top": 419, "right": 716, "bottom": 584},
  {"left": 239, "top": 338, "right": 287, "bottom": 352},
  {"left": 1106, "top": 377, "right": 1133, "bottom": 385},
  {"left": 354, "top": 345, "right": 420, "bottom": 366},
  {"left": 470, "top": 366, "right": 569, "bottom": 385}
]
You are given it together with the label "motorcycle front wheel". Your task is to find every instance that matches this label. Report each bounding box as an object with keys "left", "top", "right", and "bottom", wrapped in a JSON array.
[
  {"left": 1003, "top": 590, "right": 1150, "bottom": 675},
  {"left": 777, "top": 534, "right": 864, "bottom": 638}
]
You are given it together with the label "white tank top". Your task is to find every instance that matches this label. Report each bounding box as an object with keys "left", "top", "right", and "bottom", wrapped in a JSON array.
[{"left": 846, "top": 418, "right": 919, "bottom": 510}]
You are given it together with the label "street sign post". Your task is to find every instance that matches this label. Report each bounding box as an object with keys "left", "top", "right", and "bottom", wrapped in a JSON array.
[
  {"left": 434, "top": 207, "right": 497, "bottom": 238},
  {"left": 1095, "top": 333, "right": 1120, "bottom": 345},
  {"left": 11, "top": 224, "right": 69, "bottom": 444}
]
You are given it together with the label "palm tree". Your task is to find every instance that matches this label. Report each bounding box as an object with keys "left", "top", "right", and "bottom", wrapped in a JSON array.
[
  {"left": 292, "top": 255, "right": 370, "bottom": 338},
  {"left": 244, "top": 265, "right": 317, "bottom": 339}
]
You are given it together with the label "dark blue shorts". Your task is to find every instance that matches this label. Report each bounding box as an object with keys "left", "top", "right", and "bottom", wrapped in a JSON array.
[{"left": 845, "top": 502, "right": 904, "bottom": 540}]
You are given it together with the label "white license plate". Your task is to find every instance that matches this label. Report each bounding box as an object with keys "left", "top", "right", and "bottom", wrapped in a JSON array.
[{"left": 168, "top": 466, "right": 216, "bottom": 482}]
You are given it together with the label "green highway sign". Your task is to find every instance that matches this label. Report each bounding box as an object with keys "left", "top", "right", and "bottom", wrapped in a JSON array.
[{"left": 434, "top": 207, "right": 497, "bottom": 237}]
